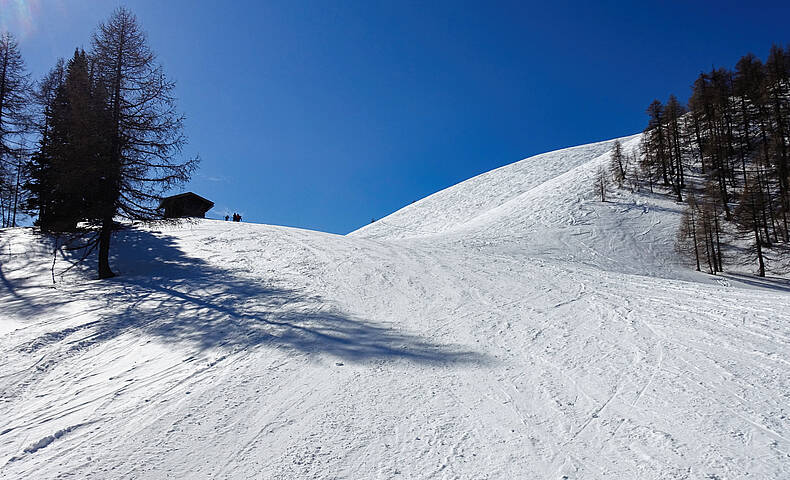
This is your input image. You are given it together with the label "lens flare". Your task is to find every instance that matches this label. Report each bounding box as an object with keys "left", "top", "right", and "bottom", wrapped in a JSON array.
[{"left": 0, "top": 0, "right": 42, "bottom": 38}]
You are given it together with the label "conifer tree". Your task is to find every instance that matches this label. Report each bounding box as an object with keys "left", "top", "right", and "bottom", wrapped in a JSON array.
[
  {"left": 24, "top": 60, "right": 65, "bottom": 227},
  {"left": 89, "top": 7, "right": 198, "bottom": 278},
  {"left": 643, "top": 46, "right": 790, "bottom": 275},
  {"left": 735, "top": 172, "right": 769, "bottom": 276},
  {"left": 0, "top": 32, "right": 31, "bottom": 227},
  {"left": 764, "top": 45, "right": 790, "bottom": 238},
  {"left": 645, "top": 100, "right": 670, "bottom": 186},
  {"left": 677, "top": 193, "right": 703, "bottom": 272},
  {"left": 24, "top": 50, "right": 112, "bottom": 233},
  {"left": 609, "top": 139, "right": 626, "bottom": 187},
  {"left": 665, "top": 94, "right": 686, "bottom": 201},
  {"left": 595, "top": 164, "right": 608, "bottom": 202}
]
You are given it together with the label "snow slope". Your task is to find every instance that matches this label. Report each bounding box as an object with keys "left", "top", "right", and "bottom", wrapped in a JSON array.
[
  {"left": 2, "top": 135, "right": 789, "bottom": 479},
  {"left": 352, "top": 134, "right": 693, "bottom": 281},
  {"left": 352, "top": 137, "right": 627, "bottom": 240}
]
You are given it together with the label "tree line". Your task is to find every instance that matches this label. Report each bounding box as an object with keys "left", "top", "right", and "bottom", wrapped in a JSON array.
[
  {"left": 0, "top": 8, "right": 197, "bottom": 278},
  {"left": 606, "top": 45, "right": 790, "bottom": 277}
]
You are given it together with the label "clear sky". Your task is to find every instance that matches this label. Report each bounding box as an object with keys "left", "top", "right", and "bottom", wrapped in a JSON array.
[{"left": 3, "top": 0, "right": 789, "bottom": 233}]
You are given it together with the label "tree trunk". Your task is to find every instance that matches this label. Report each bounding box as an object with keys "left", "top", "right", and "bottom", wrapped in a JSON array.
[
  {"left": 96, "top": 32, "right": 125, "bottom": 281},
  {"left": 98, "top": 215, "right": 115, "bottom": 279},
  {"left": 11, "top": 158, "right": 20, "bottom": 227},
  {"left": 713, "top": 211, "right": 723, "bottom": 272},
  {"left": 691, "top": 212, "right": 701, "bottom": 271},
  {"left": 693, "top": 116, "right": 706, "bottom": 174},
  {"left": 754, "top": 228, "right": 766, "bottom": 277},
  {"left": 702, "top": 221, "right": 714, "bottom": 274}
]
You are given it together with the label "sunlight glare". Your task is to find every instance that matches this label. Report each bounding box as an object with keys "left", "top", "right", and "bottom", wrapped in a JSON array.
[{"left": 0, "top": 0, "right": 42, "bottom": 38}]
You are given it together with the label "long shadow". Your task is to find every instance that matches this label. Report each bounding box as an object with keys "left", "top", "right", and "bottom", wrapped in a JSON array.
[
  {"left": 0, "top": 259, "right": 23, "bottom": 301},
  {"left": 607, "top": 196, "right": 685, "bottom": 216},
  {"left": 0, "top": 231, "right": 75, "bottom": 319},
  {"left": 722, "top": 272, "right": 790, "bottom": 293},
  {"left": 9, "top": 227, "right": 487, "bottom": 366}
]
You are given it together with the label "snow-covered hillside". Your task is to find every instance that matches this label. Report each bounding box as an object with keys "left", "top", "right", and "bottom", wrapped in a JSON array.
[
  {"left": 352, "top": 134, "right": 691, "bottom": 279},
  {"left": 2, "top": 135, "right": 789, "bottom": 479}
]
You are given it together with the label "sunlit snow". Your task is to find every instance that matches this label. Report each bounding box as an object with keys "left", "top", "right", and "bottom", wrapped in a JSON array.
[{"left": 1, "top": 135, "right": 788, "bottom": 478}]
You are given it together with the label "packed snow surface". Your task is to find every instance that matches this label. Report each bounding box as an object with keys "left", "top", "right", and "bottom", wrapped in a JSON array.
[{"left": 2, "top": 135, "right": 789, "bottom": 479}]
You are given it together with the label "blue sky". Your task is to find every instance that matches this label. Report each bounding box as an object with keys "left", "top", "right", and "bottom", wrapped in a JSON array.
[{"left": 4, "top": 0, "right": 790, "bottom": 233}]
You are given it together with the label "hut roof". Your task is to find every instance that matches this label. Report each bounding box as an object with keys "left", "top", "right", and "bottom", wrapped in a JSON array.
[{"left": 159, "top": 192, "right": 214, "bottom": 210}]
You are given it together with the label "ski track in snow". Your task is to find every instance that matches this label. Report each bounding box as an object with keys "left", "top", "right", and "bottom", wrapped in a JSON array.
[{"left": 1, "top": 134, "right": 790, "bottom": 478}]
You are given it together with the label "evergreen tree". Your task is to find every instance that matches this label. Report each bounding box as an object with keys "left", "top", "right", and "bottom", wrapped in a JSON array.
[
  {"left": 24, "top": 60, "right": 66, "bottom": 227},
  {"left": 25, "top": 51, "right": 111, "bottom": 232}
]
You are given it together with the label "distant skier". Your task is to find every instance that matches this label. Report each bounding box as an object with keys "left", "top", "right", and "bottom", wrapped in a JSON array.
[{"left": 225, "top": 215, "right": 229, "bottom": 221}]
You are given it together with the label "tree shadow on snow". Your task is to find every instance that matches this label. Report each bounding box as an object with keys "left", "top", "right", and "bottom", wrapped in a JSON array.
[
  {"left": 0, "top": 231, "right": 82, "bottom": 319},
  {"left": 722, "top": 272, "right": 790, "bottom": 293},
  {"left": 605, "top": 195, "right": 685, "bottom": 216},
  {"left": 11, "top": 228, "right": 488, "bottom": 366}
]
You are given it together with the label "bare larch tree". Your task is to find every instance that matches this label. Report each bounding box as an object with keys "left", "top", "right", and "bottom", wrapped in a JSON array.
[
  {"left": 90, "top": 7, "right": 198, "bottom": 278},
  {"left": 0, "top": 32, "right": 31, "bottom": 228}
]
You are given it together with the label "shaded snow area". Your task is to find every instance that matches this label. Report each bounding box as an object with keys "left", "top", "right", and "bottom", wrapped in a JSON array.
[{"left": 2, "top": 135, "right": 790, "bottom": 479}]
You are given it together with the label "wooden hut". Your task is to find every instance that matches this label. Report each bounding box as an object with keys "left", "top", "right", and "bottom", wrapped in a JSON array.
[{"left": 159, "top": 192, "right": 214, "bottom": 219}]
